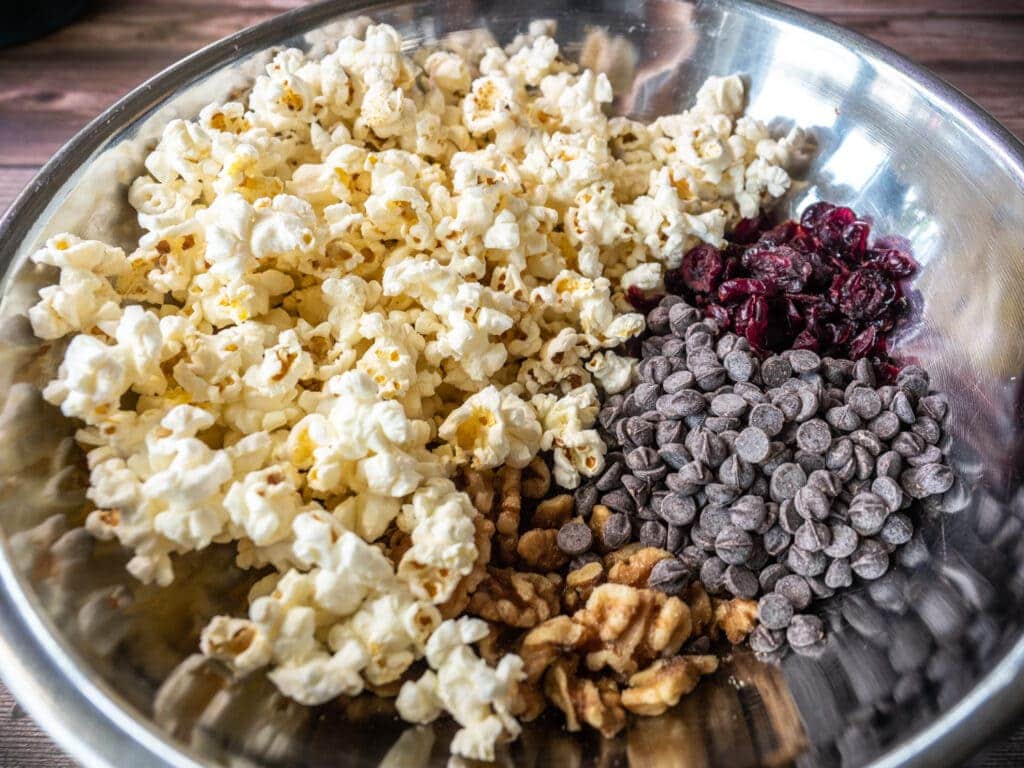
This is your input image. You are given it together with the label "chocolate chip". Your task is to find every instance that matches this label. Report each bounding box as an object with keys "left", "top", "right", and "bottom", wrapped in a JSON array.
[
  {"left": 574, "top": 483, "right": 598, "bottom": 518},
  {"left": 729, "top": 495, "right": 767, "bottom": 532},
  {"left": 787, "top": 614, "right": 825, "bottom": 650},
  {"left": 794, "top": 485, "right": 830, "bottom": 521},
  {"left": 662, "top": 370, "right": 696, "bottom": 394},
  {"left": 715, "top": 525, "right": 754, "bottom": 565},
  {"left": 770, "top": 462, "right": 807, "bottom": 501},
  {"left": 847, "top": 386, "right": 882, "bottom": 419},
  {"left": 880, "top": 513, "right": 913, "bottom": 546},
  {"left": 602, "top": 513, "right": 632, "bottom": 549},
  {"left": 639, "top": 520, "right": 668, "bottom": 548},
  {"left": 776, "top": 574, "right": 812, "bottom": 610},
  {"left": 824, "top": 558, "right": 853, "bottom": 589},
  {"left": 761, "top": 356, "right": 793, "bottom": 387},
  {"left": 871, "top": 476, "right": 903, "bottom": 512},
  {"left": 657, "top": 390, "right": 706, "bottom": 419},
  {"left": 557, "top": 519, "right": 593, "bottom": 556},
  {"left": 648, "top": 558, "right": 691, "bottom": 595},
  {"left": 823, "top": 523, "right": 858, "bottom": 559},
  {"left": 795, "top": 520, "right": 831, "bottom": 553},
  {"left": 724, "top": 564, "right": 759, "bottom": 598},
  {"left": 849, "top": 491, "right": 889, "bottom": 535},
  {"left": 763, "top": 524, "right": 792, "bottom": 556},
  {"left": 700, "top": 556, "right": 728, "bottom": 594},
  {"left": 787, "top": 545, "right": 827, "bottom": 577},
  {"left": 851, "top": 539, "right": 890, "bottom": 579}
]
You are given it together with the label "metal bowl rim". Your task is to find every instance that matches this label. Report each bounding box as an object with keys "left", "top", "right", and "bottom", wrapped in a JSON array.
[{"left": 0, "top": 1, "right": 1022, "bottom": 766}]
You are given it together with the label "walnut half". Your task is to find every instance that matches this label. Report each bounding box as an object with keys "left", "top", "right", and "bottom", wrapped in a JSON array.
[
  {"left": 621, "top": 655, "right": 719, "bottom": 716},
  {"left": 468, "top": 567, "right": 562, "bottom": 628},
  {"left": 545, "top": 658, "right": 627, "bottom": 738}
]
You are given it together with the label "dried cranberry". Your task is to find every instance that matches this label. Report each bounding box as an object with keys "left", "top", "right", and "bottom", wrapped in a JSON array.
[
  {"left": 836, "top": 269, "right": 896, "bottom": 320},
  {"left": 730, "top": 213, "right": 768, "bottom": 244},
  {"left": 862, "top": 248, "right": 916, "bottom": 278},
  {"left": 717, "top": 278, "right": 770, "bottom": 303},
  {"left": 800, "top": 202, "right": 836, "bottom": 229},
  {"left": 816, "top": 206, "right": 857, "bottom": 251},
  {"left": 626, "top": 286, "right": 664, "bottom": 314},
  {"left": 742, "top": 245, "right": 812, "bottom": 293},
  {"left": 792, "top": 329, "right": 820, "bottom": 351},
  {"left": 679, "top": 244, "right": 724, "bottom": 293},
  {"left": 735, "top": 296, "right": 769, "bottom": 349},
  {"left": 848, "top": 326, "right": 879, "bottom": 359},
  {"left": 758, "top": 220, "right": 801, "bottom": 246},
  {"left": 842, "top": 220, "right": 871, "bottom": 261}
]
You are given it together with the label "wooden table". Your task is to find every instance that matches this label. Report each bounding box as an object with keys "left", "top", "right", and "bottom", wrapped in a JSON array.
[{"left": 0, "top": 1, "right": 1021, "bottom": 766}]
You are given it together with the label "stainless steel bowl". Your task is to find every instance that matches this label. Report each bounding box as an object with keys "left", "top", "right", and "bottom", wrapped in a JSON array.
[{"left": 1, "top": 1, "right": 1023, "bottom": 766}]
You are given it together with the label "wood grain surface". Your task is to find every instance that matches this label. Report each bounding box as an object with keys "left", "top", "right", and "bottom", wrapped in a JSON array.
[{"left": 0, "top": 1, "right": 1022, "bottom": 766}]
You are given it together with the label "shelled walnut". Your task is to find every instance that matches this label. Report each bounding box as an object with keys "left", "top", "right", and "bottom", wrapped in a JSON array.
[{"left": 468, "top": 567, "right": 562, "bottom": 628}]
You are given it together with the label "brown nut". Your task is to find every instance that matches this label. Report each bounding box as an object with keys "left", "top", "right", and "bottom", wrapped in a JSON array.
[
  {"left": 531, "top": 493, "right": 574, "bottom": 529},
  {"left": 621, "top": 655, "right": 719, "bottom": 716},
  {"left": 588, "top": 504, "right": 613, "bottom": 552},
  {"left": 439, "top": 513, "right": 495, "bottom": 619},
  {"left": 713, "top": 597, "right": 759, "bottom": 644},
  {"left": 684, "top": 582, "right": 714, "bottom": 638},
  {"left": 496, "top": 465, "right": 522, "bottom": 564},
  {"left": 521, "top": 456, "right": 552, "bottom": 500},
  {"left": 468, "top": 567, "right": 562, "bottom": 628},
  {"left": 607, "top": 547, "right": 672, "bottom": 588},
  {"left": 563, "top": 561, "right": 605, "bottom": 613},
  {"left": 516, "top": 528, "right": 569, "bottom": 572},
  {"left": 384, "top": 525, "right": 413, "bottom": 563},
  {"left": 519, "top": 615, "right": 590, "bottom": 683},
  {"left": 574, "top": 583, "right": 693, "bottom": 676},
  {"left": 461, "top": 467, "right": 496, "bottom": 517},
  {"left": 544, "top": 657, "right": 627, "bottom": 738}
]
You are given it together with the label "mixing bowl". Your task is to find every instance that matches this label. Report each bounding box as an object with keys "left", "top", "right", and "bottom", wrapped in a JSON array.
[{"left": 1, "top": 0, "right": 1023, "bottom": 766}]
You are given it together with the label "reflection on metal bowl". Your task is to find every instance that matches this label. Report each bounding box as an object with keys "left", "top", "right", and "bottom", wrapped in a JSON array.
[{"left": 0, "top": 1, "right": 1022, "bottom": 767}]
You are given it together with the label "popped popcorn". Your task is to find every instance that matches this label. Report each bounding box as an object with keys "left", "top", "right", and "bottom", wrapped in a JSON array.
[{"left": 27, "top": 20, "right": 800, "bottom": 760}]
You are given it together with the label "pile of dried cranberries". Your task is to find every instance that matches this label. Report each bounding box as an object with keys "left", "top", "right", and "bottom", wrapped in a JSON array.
[{"left": 630, "top": 203, "right": 917, "bottom": 365}]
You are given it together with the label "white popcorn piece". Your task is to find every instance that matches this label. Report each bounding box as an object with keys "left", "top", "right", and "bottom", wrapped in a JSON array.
[
  {"left": 532, "top": 384, "right": 607, "bottom": 488},
  {"left": 397, "top": 478, "right": 479, "bottom": 604},
  {"left": 396, "top": 618, "right": 524, "bottom": 761},
  {"left": 438, "top": 385, "right": 542, "bottom": 470}
]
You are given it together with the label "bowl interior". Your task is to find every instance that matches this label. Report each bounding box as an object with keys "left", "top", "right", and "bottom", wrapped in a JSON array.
[{"left": 1, "top": 1, "right": 1024, "bottom": 766}]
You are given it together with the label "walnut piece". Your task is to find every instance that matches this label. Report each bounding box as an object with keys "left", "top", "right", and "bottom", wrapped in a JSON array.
[
  {"left": 545, "top": 658, "right": 627, "bottom": 738},
  {"left": 606, "top": 547, "right": 672, "bottom": 588},
  {"left": 531, "top": 494, "right": 574, "bottom": 529},
  {"left": 620, "top": 655, "right": 718, "bottom": 716},
  {"left": 519, "top": 615, "right": 590, "bottom": 683},
  {"left": 468, "top": 567, "right": 562, "bottom": 628},
  {"left": 562, "top": 561, "right": 605, "bottom": 613},
  {"left": 521, "top": 456, "right": 552, "bottom": 500},
  {"left": 713, "top": 597, "right": 759, "bottom": 644},
  {"left": 588, "top": 504, "right": 613, "bottom": 552},
  {"left": 516, "top": 528, "right": 569, "bottom": 572},
  {"left": 462, "top": 467, "right": 496, "bottom": 518},
  {"left": 496, "top": 465, "right": 522, "bottom": 565},
  {"left": 684, "top": 582, "right": 714, "bottom": 637},
  {"left": 439, "top": 513, "right": 495, "bottom": 619},
  {"left": 574, "top": 583, "right": 693, "bottom": 676}
]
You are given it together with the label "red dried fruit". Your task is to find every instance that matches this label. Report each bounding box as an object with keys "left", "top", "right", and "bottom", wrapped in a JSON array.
[
  {"left": 799, "top": 202, "right": 835, "bottom": 229},
  {"left": 717, "top": 278, "right": 770, "bottom": 303},
  {"left": 836, "top": 269, "right": 896, "bottom": 320},
  {"left": 705, "top": 303, "right": 731, "bottom": 328},
  {"left": 862, "top": 248, "right": 916, "bottom": 278},
  {"left": 842, "top": 220, "right": 871, "bottom": 261},
  {"left": 730, "top": 214, "right": 768, "bottom": 245},
  {"left": 742, "top": 245, "right": 813, "bottom": 293},
  {"left": 735, "top": 296, "right": 769, "bottom": 349},
  {"left": 626, "top": 286, "right": 664, "bottom": 314},
  {"left": 679, "top": 244, "right": 724, "bottom": 293}
]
